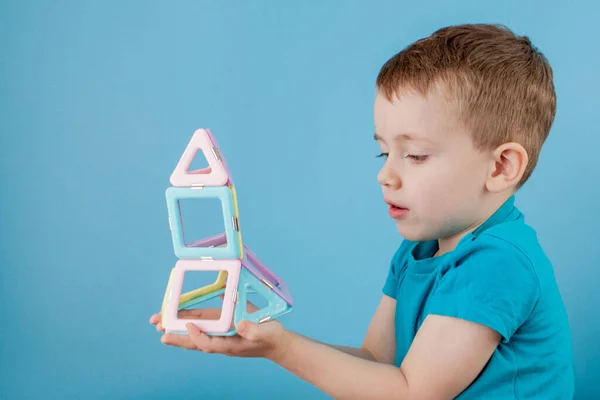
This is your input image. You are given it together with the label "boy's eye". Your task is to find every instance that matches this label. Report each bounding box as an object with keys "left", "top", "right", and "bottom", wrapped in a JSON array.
[
  {"left": 406, "top": 154, "right": 429, "bottom": 163},
  {"left": 376, "top": 152, "right": 388, "bottom": 158}
]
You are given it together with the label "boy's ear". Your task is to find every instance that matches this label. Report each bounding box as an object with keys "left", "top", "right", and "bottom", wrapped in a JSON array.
[{"left": 486, "top": 142, "right": 529, "bottom": 192}]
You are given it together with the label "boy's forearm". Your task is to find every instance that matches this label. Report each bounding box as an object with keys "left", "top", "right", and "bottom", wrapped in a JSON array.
[
  {"left": 305, "top": 338, "right": 376, "bottom": 361},
  {"left": 269, "top": 330, "right": 409, "bottom": 400},
  {"left": 329, "top": 344, "right": 376, "bottom": 361}
]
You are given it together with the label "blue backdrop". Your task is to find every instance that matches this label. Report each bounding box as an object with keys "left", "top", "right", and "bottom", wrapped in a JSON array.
[{"left": 1, "top": 1, "right": 598, "bottom": 399}]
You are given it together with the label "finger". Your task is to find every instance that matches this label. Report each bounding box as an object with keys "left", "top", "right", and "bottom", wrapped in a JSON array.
[
  {"left": 177, "top": 308, "right": 222, "bottom": 318},
  {"left": 177, "top": 309, "right": 206, "bottom": 318},
  {"left": 150, "top": 313, "right": 166, "bottom": 332},
  {"left": 236, "top": 320, "right": 260, "bottom": 342},
  {"left": 186, "top": 323, "right": 216, "bottom": 353},
  {"left": 149, "top": 313, "right": 161, "bottom": 324},
  {"left": 161, "top": 333, "right": 198, "bottom": 350},
  {"left": 178, "top": 308, "right": 221, "bottom": 320},
  {"left": 246, "top": 302, "right": 259, "bottom": 313},
  {"left": 187, "top": 324, "right": 241, "bottom": 355}
]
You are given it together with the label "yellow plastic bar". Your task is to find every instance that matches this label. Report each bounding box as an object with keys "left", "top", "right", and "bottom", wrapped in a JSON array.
[
  {"left": 230, "top": 184, "right": 244, "bottom": 259},
  {"left": 176, "top": 184, "right": 242, "bottom": 306},
  {"left": 161, "top": 268, "right": 177, "bottom": 321},
  {"left": 178, "top": 270, "right": 228, "bottom": 305}
]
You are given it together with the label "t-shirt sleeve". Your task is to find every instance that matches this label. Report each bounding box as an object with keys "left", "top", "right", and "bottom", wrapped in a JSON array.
[
  {"left": 382, "top": 240, "right": 413, "bottom": 299},
  {"left": 427, "top": 235, "right": 540, "bottom": 341}
]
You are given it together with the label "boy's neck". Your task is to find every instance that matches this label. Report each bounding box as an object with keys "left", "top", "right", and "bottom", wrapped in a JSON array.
[{"left": 434, "top": 192, "right": 515, "bottom": 257}]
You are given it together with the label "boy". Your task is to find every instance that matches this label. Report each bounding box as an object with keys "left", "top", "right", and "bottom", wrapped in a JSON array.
[{"left": 150, "top": 24, "right": 574, "bottom": 399}]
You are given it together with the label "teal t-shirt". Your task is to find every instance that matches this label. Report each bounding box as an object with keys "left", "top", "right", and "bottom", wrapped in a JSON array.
[{"left": 383, "top": 196, "right": 574, "bottom": 399}]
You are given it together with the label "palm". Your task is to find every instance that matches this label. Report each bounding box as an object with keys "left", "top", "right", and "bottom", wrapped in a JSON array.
[
  {"left": 149, "top": 300, "right": 286, "bottom": 360},
  {"left": 149, "top": 298, "right": 259, "bottom": 332}
]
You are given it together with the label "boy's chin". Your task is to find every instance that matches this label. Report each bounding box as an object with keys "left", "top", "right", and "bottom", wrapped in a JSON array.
[{"left": 395, "top": 223, "right": 438, "bottom": 243}]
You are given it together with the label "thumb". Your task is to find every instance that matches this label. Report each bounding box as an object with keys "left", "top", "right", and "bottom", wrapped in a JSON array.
[{"left": 236, "top": 320, "right": 261, "bottom": 341}]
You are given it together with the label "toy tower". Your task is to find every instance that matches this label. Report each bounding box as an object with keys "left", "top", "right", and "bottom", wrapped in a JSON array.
[{"left": 160, "top": 128, "right": 293, "bottom": 336}]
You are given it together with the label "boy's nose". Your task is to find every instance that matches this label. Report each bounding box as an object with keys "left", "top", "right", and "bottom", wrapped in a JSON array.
[{"left": 377, "top": 163, "right": 402, "bottom": 189}]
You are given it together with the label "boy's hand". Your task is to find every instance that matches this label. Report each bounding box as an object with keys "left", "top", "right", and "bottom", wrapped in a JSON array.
[{"left": 149, "top": 310, "right": 290, "bottom": 361}]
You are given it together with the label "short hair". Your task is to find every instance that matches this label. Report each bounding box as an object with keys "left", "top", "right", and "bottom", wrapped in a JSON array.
[{"left": 376, "top": 24, "right": 556, "bottom": 186}]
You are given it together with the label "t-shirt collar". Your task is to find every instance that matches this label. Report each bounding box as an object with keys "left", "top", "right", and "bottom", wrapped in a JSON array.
[
  {"left": 471, "top": 195, "right": 516, "bottom": 238},
  {"left": 408, "top": 195, "right": 517, "bottom": 269}
]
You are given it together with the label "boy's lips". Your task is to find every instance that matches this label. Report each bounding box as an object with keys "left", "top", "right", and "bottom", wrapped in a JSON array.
[{"left": 385, "top": 200, "right": 409, "bottom": 219}]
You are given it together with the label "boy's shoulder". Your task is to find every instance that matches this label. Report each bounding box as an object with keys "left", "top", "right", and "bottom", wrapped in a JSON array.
[
  {"left": 451, "top": 208, "right": 552, "bottom": 283},
  {"left": 467, "top": 210, "right": 552, "bottom": 276},
  {"left": 477, "top": 213, "right": 540, "bottom": 252}
]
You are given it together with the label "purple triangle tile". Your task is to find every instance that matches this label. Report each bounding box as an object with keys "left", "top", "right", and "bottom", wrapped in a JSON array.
[
  {"left": 205, "top": 129, "right": 234, "bottom": 187},
  {"left": 188, "top": 233, "right": 293, "bottom": 307}
]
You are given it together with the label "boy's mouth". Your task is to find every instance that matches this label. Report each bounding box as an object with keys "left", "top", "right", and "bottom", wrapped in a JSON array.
[{"left": 385, "top": 200, "right": 409, "bottom": 219}]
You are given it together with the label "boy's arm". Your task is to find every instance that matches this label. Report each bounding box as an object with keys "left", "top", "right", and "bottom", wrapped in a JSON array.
[
  {"left": 159, "top": 296, "right": 499, "bottom": 399},
  {"left": 315, "top": 294, "right": 397, "bottom": 363},
  {"left": 269, "top": 314, "right": 500, "bottom": 400},
  {"left": 153, "top": 295, "right": 396, "bottom": 363},
  {"left": 273, "top": 239, "right": 537, "bottom": 399},
  {"left": 361, "top": 294, "right": 397, "bottom": 364}
]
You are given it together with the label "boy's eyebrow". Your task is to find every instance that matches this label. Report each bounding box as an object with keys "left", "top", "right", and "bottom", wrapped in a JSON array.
[{"left": 374, "top": 132, "right": 433, "bottom": 143}]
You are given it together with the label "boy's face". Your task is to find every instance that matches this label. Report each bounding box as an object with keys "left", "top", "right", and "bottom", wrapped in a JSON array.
[{"left": 374, "top": 88, "right": 492, "bottom": 243}]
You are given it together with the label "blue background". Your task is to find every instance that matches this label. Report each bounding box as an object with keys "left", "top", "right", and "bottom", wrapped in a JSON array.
[{"left": 1, "top": 1, "right": 598, "bottom": 399}]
